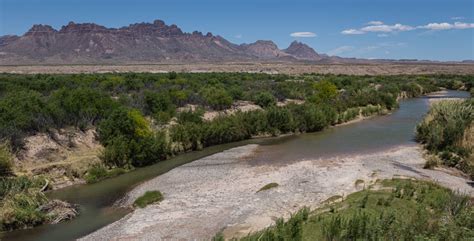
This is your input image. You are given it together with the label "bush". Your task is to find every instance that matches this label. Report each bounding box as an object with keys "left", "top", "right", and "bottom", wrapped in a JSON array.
[
  {"left": 255, "top": 92, "right": 276, "bottom": 108},
  {"left": 202, "top": 87, "right": 233, "bottom": 110},
  {"left": 98, "top": 108, "right": 169, "bottom": 168},
  {"left": 266, "top": 107, "right": 294, "bottom": 134},
  {"left": 134, "top": 190, "right": 163, "bottom": 208},
  {"left": 416, "top": 99, "right": 473, "bottom": 177},
  {"left": 176, "top": 109, "right": 204, "bottom": 124}
]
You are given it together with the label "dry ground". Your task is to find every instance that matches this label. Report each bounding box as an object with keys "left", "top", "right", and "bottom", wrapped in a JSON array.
[
  {"left": 81, "top": 144, "right": 473, "bottom": 241},
  {"left": 1, "top": 62, "right": 474, "bottom": 75}
]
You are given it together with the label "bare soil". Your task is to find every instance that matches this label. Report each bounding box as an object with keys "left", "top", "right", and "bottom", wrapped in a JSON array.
[{"left": 1, "top": 62, "right": 474, "bottom": 75}]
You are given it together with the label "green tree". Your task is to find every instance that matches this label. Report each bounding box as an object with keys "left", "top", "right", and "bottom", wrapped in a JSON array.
[{"left": 310, "top": 80, "right": 338, "bottom": 104}]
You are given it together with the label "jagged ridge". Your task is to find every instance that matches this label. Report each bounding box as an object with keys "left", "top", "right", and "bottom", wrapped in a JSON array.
[{"left": 0, "top": 20, "right": 323, "bottom": 64}]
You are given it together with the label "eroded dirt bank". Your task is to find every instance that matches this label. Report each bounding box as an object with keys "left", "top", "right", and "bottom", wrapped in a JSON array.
[{"left": 81, "top": 144, "right": 473, "bottom": 241}]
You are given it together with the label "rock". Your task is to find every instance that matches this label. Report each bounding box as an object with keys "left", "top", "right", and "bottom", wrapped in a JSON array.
[{"left": 283, "top": 41, "right": 322, "bottom": 61}]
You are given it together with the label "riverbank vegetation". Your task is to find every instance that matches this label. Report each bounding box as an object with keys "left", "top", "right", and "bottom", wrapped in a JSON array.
[
  {"left": 0, "top": 73, "right": 471, "bottom": 179},
  {"left": 228, "top": 179, "right": 473, "bottom": 241},
  {"left": 0, "top": 73, "right": 471, "bottom": 232},
  {"left": 416, "top": 99, "right": 474, "bottom": 179}
]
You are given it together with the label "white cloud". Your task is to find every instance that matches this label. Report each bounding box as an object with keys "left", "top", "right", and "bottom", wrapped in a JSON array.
[
  {"left": 341, "top": 29, "right": 365, "bottom": 35},
  {"left": 235, "top": 34, "right": 242, "bottom": 39},
  {"left": 451, "top": 16, "right": 465, "bottom": 20},
  {"left": 328, "top": 45, "right": 354, "bottom": 55},
  {"left": 361, "top": 23, "right": 414, "bottom": 33},
  {"left": 290, "top": 32, "right": 317, "bottom": 37},
  {"left": 341, "top": 21, "right": 474, "bottom": 35},
  {"left": 367, "top": 21, "right": 384, "bottom": 25},
  {"left": 418, "top": 22, "right": 474, "bottom": 30}
]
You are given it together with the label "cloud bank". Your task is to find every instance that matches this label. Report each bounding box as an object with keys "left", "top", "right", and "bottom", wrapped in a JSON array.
[{"left": 342, "top": 21, "right": 474, "bottom": 35}]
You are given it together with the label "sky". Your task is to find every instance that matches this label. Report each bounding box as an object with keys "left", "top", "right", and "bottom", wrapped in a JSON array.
[{"left": 0, "top": 0, "right": 473, "bottom": 61}]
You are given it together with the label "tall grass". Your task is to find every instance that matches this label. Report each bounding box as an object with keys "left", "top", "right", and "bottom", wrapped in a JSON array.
[
  {"left": 0, "top": 176, "right": 49, "bottom": 231},
  {"left": 416, "top": 99, "right": 474, "bottom": 178}
]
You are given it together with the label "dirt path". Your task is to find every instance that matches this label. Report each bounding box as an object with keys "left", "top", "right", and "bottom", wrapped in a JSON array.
[{"left": 81, "top": 144, "right": 473, "bottom": 241}]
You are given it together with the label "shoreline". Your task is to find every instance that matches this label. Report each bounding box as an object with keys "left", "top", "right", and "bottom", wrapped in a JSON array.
[{"left": 81, "top": 144, "right": 473, "bottom": 240}]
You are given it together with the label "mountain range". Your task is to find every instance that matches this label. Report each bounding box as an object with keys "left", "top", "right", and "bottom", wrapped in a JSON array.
[{"left": 0, "top": 20, "right": 329, "bottom": 65}]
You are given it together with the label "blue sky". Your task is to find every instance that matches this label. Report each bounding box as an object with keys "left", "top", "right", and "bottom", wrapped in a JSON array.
[{"left": 1, "top": 0, "right": 473, "bottom": 61}]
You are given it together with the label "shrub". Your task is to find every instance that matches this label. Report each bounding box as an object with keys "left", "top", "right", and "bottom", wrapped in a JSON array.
[
  {"left": 176, "top": 108, "right": 204, "bottom": 124},
  {"left": 416, "top": 99, "right": 473, "bottom": 177},
  {"left": 266, "top": 107, "right": 294, "bottom": 134},
  {"left": 201, "top": 87, "right": 233, "bottom": 110},
  {"left": 134, "top": 191, "right": 163, "bottom": 208},
  {"left": 255, "top": 92, "right": 276, "bottom": 108}
]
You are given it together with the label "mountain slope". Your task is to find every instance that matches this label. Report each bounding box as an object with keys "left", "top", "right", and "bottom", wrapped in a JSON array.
[
  {"left": 283, "top": 41, "right": 322, "bottom": 61},
  {"left": 0, "top": 20, "right": 323, "bottom": 65}
]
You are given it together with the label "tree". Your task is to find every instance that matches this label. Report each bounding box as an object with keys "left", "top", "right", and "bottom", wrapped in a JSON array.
[
  {"left": 310, "top": 80, "right": 338, "bottom": 104},
  {"left": 143, "top": 90, "right": 175, "bottom": 123}
]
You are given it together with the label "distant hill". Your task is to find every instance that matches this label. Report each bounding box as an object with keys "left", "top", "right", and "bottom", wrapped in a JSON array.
[
  {"left": 1, "top": 20, "right": 471, "bottom": 65},
  {"left": 0, "top": 20, "right": 326, "bottom": 65}
]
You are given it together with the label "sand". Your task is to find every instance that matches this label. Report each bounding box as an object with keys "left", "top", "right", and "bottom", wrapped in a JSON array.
[{"left": 81, "top": 144, "right": 473, "bottom": 241}]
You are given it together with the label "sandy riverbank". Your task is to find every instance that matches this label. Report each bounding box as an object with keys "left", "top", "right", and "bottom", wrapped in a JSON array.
[{"left": 81, "top": 143, "right": 473, "bottom": 241}]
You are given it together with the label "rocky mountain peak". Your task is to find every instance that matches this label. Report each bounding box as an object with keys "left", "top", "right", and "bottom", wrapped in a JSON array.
[
  {"left": 284, "top": 41, "right": 321, "bottom": 61},
  {"left": 59, "top": 22, "right": 108, "bottom": 34},
  {"left": 0, "top": 19, "right": 329, "bottom": 64},
  {"left": 25, "top": 24, "right": 57, "bottom": 36}
]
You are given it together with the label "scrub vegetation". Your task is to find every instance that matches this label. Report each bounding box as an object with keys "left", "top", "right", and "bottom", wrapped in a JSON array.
[
  {"left": 0, "top": 72, "right": 472, "bottom": 232},
  {"left": 227, "top": 179, "right": 474, "bottom": 241},
  {"left": 416, "top": 99, "right": 474, "bottom": 179}
]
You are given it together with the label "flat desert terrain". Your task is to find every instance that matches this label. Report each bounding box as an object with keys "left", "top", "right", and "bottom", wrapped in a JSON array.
[{"left": 1, "top": 62, "right": 473, "bottom": 75}]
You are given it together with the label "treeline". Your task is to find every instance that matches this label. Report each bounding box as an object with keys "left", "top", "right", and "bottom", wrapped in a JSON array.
[
  {"left": 0, "top": 73, "right": 470, "bottom": 175},
  {"left": 416, "top": 99, "right": 474, "bottom": 179}
]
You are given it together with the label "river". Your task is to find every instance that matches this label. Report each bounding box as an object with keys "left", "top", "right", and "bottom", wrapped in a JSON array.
[{"left": 2, "top": 90, "right": 470, "bottom": 241}]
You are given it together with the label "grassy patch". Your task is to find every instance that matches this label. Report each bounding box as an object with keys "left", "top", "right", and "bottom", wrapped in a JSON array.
[
  {"left": 133, "top": 191, "right": 163, "bottom": 208},
  {"left": 257, "top": 182, "right": 279, "bottom": 193},
  {"left": 0, "top": 176, "right": 49, "bottom": 231},
  {"left": 233, "top": 179, "right": 474, "bottom": 241}
]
